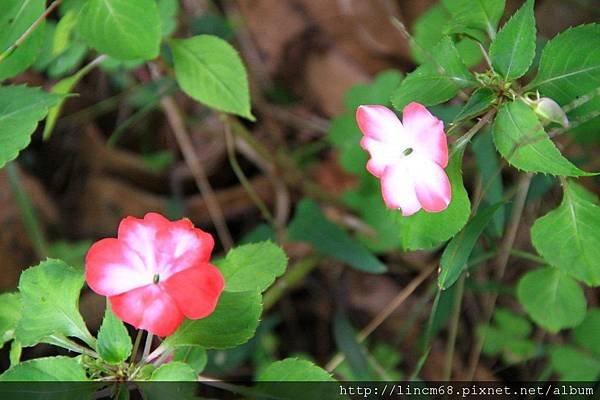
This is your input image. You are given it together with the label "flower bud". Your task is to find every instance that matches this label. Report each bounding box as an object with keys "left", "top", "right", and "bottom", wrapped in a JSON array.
[{"left": 531, "top": 97, "right": 569, "bottom": 128}]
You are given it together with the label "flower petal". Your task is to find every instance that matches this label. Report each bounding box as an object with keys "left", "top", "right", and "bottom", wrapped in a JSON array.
[
  {"left": 85, "top": 238, "right": 153, "bottom": 296},
  {"left": 162, "top": 263, "right": 224, "bottom": 320},
  {"left": 402, "top": 102, "right": 448, "bottom": 167},
  {"left": 381, "top": 164, "right": 422, "bottom": 216},
  {"left": 117, "top": 213, "right": 171, "bottom": 272},
  {"left": 408, "top": 155, "right": 451, "bottom": 213},
  {"left": 109, "top": 285, "right": 184, "bottom": 337},
  {"left": 356, "top": 105, "right": 406, "bottom": 143},
  {"left": 360, "top": 136, "right": 401, "bottom": 177}
]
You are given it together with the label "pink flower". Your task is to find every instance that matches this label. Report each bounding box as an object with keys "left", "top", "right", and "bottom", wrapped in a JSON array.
[
  {"left": 356, "top": 103, "right": 451, "bottom": 216},
  {"left": 85, "top": 212, "right": 225, "bottom": 337}
]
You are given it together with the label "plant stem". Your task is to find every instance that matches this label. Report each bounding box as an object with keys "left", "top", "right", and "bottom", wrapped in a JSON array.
[
  {"left": 130, "top": 330, "right": 143, "bottom": 364},
  {"left": 325, "top": 263, "right": 436, "bottom": 372},
  {"left": 452, "top": 109, "right": 497, "bottom": 156},
  {"left": 46, "top": 334, "right": 98, "bottom": 358},
  {"left": 148, "top": 63, "right": 233, "bottom": 250},
  {"left": 509, "top": 249, "right": 546, "bottom": 264},
  {"left": 443, "top": 274, "right": 465, "bottom": 380},
  {"left": 0, "top": 0, "right": 62, "bottom": 64},
  {"left": 409, "top": 288, "right": 442, "bottom": 380},
  {"left": 6, "top": 163, "right": 48, "bottom": 258},
  {"left": 263, "top": 255, "right": 322, "bottom": 311},
  {"left": 142, "top": 333, "right": 154, "bottom": 361},
  {"left": 466, "top": 173, "right": 533, "bottom": 379}
]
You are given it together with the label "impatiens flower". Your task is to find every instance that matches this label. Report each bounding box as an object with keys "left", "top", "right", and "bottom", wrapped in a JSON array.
[
  {"left": 356, "top": 103, "right": 451, "bottom": 216},
  {"left": 85, "top": 212, "right": 225, "bottom": 337}
]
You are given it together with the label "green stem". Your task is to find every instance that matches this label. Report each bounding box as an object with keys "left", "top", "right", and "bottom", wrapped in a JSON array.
[
  {"left": 0, "top": 0, "right": 62, "bottom": 64},
  {"left": 130, "top": 329, "right": 143, "bottom": 364},
  {"left": 263, "top": 255, "right": 321, "bottom": 311},
  {"left": 46, "top": 334, "right": 98, "bottom": 358},
  {"left": 509, "top": 249, "right": 546, "bottom": 264},
  {"left": 452, "top": 109, "right": 497, "bottom": 156},
  {"left": 443, "top": 275, "right": 465, "bottom": 380},
  {"left": 6, "top": 163, "right": 48, "bottom": 258},
  {"left": 142, "top": 332, "right": 154, "bottom": 360}
]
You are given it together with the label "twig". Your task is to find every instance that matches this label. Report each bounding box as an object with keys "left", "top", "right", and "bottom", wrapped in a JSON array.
[
  {"left": 325, "top": 263, "right": 437, "bottom": 372},
  {"left": 149, "top": 63, "right": 233, "bottom": 250},
  {"left": 0, "top": 0, "right": 63, "bottom": 64},
  {"left": 466, "top": 173, "right": 533, "bottom": 380}
]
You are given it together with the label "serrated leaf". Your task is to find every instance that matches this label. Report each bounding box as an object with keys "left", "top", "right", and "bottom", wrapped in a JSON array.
[
  {"left": 393, "top": 37, "right": 475, "bottom": 110},
  {"left": 399, "top": 149, "right": 471, "bottom": 250},
  {"left": 170, "top": 35, "right": 254, "bottom": 120},
  {"left": 528, "top": 24, "right": 600, "bottom": 105},
  {"left": 453, "top": 88, "right": 497, "bottom": 122},
  {"left": 517, "top": 267, "right": 587, "bottom": 333},
  {"left": 489, "top": 0, "right": 536, "bottom": 81},
  {"left": 15, "top": 259, "right": 95, "bottom": 348},
  {"left": 77, "top": 0, "right": 161, "bottom": 60},
  {"left": 0, "top": 293, "right": 21, "bottom": 347},
  {"left": 258, "top": 358, "right": 334, "bottom": 381},
  {"left": 164, "top": 290, "right": 261, "bottom": 349},
  {"left": 573, "top": 309, "right": 600, "bottom": 357},
  {"left": 0, "top": 0, "right": 46, "bottom": 80},
  {"left": 0, "top": 356, "right": 88, "bottom": 381},
  {"left": 97, "top": 302, "right": 132, "bottom": 365},
  {"left": 0, "top": 85, "right": 60, "bottom": 168},
  {"left": 439, "top": 203, "right": 501, "bottom": 289},
  {"left": 173, "top": 346, "right": 207, "bottom": 374},
  {"left": 287, "top": 199, "right": 387, "bottom": 273},
  {"left": 443, "top": 0, "right": 505, "bottom": 40},
  {"left": 216, "top": 241, "right": 287, "bottom": 293},
  {"left": 150, "top": 362, "right": 197, "bottom": 381},
  {"left": 492, "top": 100, "right": 593, "bottom": 176},
  {"left": 531, "top": 181, "right": 600, "bottom": 286},
  {"left": 549, "top": 346, "right": 600, "bottom": 381}
]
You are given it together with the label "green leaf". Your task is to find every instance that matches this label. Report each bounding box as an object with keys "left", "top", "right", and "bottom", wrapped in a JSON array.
[
  {"left": 493, "top": 308, "right": 532, "bottom": 338},
  {"left": 164, "top": 290, "right": 262, "bottom": 349},
  {"left": 158, "top": 0, "right": 179, "bottom": 37},
  {"left": 333, "top": 312, "right": 372, "bottom": 380},
  {"left": 0, "top": 0, "right": 46, "bottom": 80},
  {"left": 97, "top": 302, "right": 132, "bottom": 365},
  {"left": 216, "top": 241, "right": 287, "bottom": 293},
  {"left": 169, "top": 35, "right": 254, "bottom": 120},
  {"left": 15, "top": 259, "right": 95, "bottom": 348},
  {"left": 256, "top": 359, "right": 336, "bottom": 399},
  {"left": 478, "top": 325, "right": 536, "bottom": 363},
  {"left": 411, "top": 4, "right": 482, "bottom": 67},
  {"left": 531, "top": 181, "right": 600, "bottom": 286},
  {"left": 439, "top": 203, "right": 501, "bottom": 289},
  {"left": 0, "top": 85, "right": 60, "bottom": 168},
  {"left": 453, "top": 88, "right": 497, "bottom": 122},
  {"left": 399, "top": 150, "right": 471, "bottom": 250},
  {"left": 517, "top": 267, "right": 587, "bottom": 333},
  {"left": 528, "top": 24, "right": 600, "bottom": 105},
  {"left": 150, "top": 362, "right": 197, "bottom": 381},
  {"left": 442, "top": 0, "right": 505, "bottom": 41},
  {"left": 489, "top": 0, "right": 536, "bottom": 81},
  {"left": 77, "top": 0, "right": 161, "bottom": 60},
  {"left": 0, "top": 293, "right": 21, "bottom": 347},
  {"left": 287, "top": 199, "right": 387, "bottom": 273},
  {"left": 549, "top": 346, "right": 600, "bottom": 381},
  {"left": 0, "top": 356, "right": 88, "bottom": 381},
  {"left": 173, "top": 346, "right": 207, "bottom": 374},
  {"left": 9, "top": 340, "right": 22, "bottom": 366},
  {"left": 573, "top": 309, "right": 600, "bottom": 357},
  {"left": 492, "top": 100, "right": 593, "bottom": 176},
  {"left": 393, "top": 37, "right": 475, "bottom": 110},
  {"left": 53, "top": 10, "right": 78, "bottom": 56}
]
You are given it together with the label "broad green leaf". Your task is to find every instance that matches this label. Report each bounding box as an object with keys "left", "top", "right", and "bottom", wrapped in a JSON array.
[
  {"left": 343, "top": 70, "right": 403, "bottom": 110},
  {"left": 173, "top": 346, "right": 207, "bottom": 374},
  {"left": 43, "top": 58, "right": 101, "bottom": 139},
  {"left": 489, "top": 0, "right": 536, "bottom": 81},
  {"left": 492, "top": 100, "right": 593, "bottom": 176},
  {"left": 517, "top": 267, "right": 586, "bottom": 333},
  {"left": 150, "top": 362, "right": 197, "bottom": 381},
  {"left": 258, "top": 358, "right": 334, "bottom": 381},
  {"left": 287, "top": 199, "right": 387, "bottom": 273},
  {"left": 0, "top": 356, "right": 88, "bottom": 381},
  {"left": 393, "top": 37, "right": 475, "bottom": 110},
  {"left": 15, "top": 259, "right": 95, "bottom": 348},
  {"left": 164, "top": 290, "right": 262, "bottom": 349},
  {"left": 472, "top": 131, "right": 505, "bottom": 237},
  {"left": 549, "top": 346, "right": 600, "bottom": 381},
  {"left": 478, "top": 325, "right": 536, "bottom": 363},
  {"left": 0, "top": 293, "right": 21, "bottom": 347},
  {"left": 333, "top": 312, "right": 372, "bottom": 380},
  {"left": 0, "top": 0, "right": 45, "bottom": 80},
  {"left": 158, "top": 0, "right": 179, "bottom": 37},
  {"left": 399, "top": 150, "right": 471, "bottom": 250},
  {"left": 528, "top": 24, "right": 600, "bottom": 105},
  {"left": 0, "top": 85, "right": 60, "bottom": 168},
  {"left": 77, "top": 0, "right": 161, "bottom": 60},
  {"left": 53, "top": 10, "right": 78, "bottom": 56},
  {"left": 439, "top": 203, "right": 501, "bottom": 289},
  {"left": 531, "top": 181, "right": 600, "bottom": 286},
  {"left": 170, "top": 35, "right": 254, "bottom": 120},
  {"left": 493, "top": 308, "right": 532, "bottom": 338},
  {"left": 453, "top": 88, "right": 497, "bottom": 122},
  {"left": 97, "top": 302, "right": 132, "bottom": 365},
  {"left": 442, "top": 0, "right": 505, "bottom": 41},
  {"left": 573, "top": 309, "right": 600, "bottom": 357},
  {"left": 216, "top": 241, "right": 287, "bottom": 293},
  {"left": 411, "top": 4, "right": 482, "bottom": 66}
]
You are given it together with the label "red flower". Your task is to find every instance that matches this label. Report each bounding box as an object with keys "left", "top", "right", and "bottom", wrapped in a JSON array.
[{"left": 85, "top": 213, "right": 225, "bottom": 337}]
